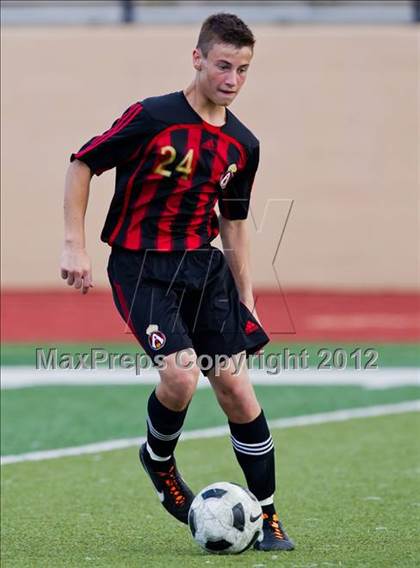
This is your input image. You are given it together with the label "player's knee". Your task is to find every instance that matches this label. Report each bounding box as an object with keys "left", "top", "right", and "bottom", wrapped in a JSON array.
[
  {"left": 217, "top": 379, "right": 245, "bottom": 404},
  {"left": 217, "top": 385, "right": 245, "bottom": 415},
  {"left": 172, "top": 366, "right": 200, "bottom": 394},
  {"left": 215, "top": 380, "right": 258, "bottom": 421},
  {"left": 160, "top": 365, "right": 200, "bottom": 409}
]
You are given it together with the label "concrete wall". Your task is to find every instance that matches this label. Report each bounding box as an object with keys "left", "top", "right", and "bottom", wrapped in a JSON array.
[{"left": 1, "top": 25, "right": 418, "bottom": 289}]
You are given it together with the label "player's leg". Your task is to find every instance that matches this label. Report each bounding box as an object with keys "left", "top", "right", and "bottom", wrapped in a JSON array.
[
  {"left": 144, "top": 349, "right": 199, "bottom": 464},
  {"left": 206, "top": 356, "right": 273, "bottom": 509},
  {"left": 185, "top": 248, "right": 292, "bottom": 548},
  {"left": 140, "top": 349, "right": 200, "bottom": 524},
  {"left": 207, "top": 357, "right": 294, "bottom": 551},
  {"left": 107, "top": 247, "right": 198, "bottom": 523}
]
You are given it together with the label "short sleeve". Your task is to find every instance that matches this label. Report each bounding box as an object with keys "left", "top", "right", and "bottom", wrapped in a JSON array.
[
  {"left": 218, "top": 144, "right": 259, "bottom": 221},
  {"left": 70, "top": 102, "right": 151, "bottom": 175}
]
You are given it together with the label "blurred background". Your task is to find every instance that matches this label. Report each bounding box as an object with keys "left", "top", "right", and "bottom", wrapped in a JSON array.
[{"left": 2, "top": 0, "right": 419, "bottom": 346}]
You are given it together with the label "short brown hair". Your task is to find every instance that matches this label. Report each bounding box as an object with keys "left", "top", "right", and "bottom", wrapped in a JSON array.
[{"left": 197, "top": 13, "right": 255, "bottom": 57}]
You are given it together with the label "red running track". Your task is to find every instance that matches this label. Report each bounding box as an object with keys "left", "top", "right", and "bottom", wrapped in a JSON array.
[{"left": 1, "top": 289, "right": 419, "bottom": 343}]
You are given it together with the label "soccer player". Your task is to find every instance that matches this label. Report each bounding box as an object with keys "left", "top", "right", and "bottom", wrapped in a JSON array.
[{"left": 61, "top": 13, "right": 294, "bottom": 552}]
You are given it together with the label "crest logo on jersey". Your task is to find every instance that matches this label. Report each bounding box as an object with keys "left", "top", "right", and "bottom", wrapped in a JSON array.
[
  {"left": 146, "top": 324, "right": 166, "bottom": 350},
  {"left": 219, "top": 163, "right": 237, "bottom": 190}
]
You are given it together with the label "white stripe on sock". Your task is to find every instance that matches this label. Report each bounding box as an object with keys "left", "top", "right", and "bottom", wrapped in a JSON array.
[
  {"left": 232, "top": 442, "right": 274, "bottom": 456},
  {"left": 231, "top": 435, "right": 274, "bottom": 456},
  {"left": 146, "top": 443, "right": 171, "bottom": 462},
  {"left": 146, "top": 416, "right": 183, "bottom": 441},
  {"left": 259, "top": 495, "right": 274, "bottom": 507},
  {"left": 230, "top": 434, "right": 273, "bottom": 449}
]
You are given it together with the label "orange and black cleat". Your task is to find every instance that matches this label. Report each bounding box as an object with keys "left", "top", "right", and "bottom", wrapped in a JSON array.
[
  {"left": 254, "top": 513, "right": 295, "bottom": 551},
  {"left": 139, "top": 443, "right": 194, "bottom": 524}
]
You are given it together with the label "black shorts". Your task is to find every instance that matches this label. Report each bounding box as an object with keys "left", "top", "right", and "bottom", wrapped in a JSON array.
[{"left": 107, "top": 245, "right": 269, "bottom": 372}]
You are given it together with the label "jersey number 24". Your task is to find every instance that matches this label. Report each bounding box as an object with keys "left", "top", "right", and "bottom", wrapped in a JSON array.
[{"left": 154, "top": 145, "right": 194, "bottom": 180}]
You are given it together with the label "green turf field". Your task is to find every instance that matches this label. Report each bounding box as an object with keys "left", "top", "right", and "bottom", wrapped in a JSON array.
[
  {"left": 2, "top": 412, "right": 420, "bottom": 567},
  {"left": 2, "top": 341, "right": 419, "bottom": 566},
  {"left": 2, "top": 384, "right": 420, "bottom": 456}
]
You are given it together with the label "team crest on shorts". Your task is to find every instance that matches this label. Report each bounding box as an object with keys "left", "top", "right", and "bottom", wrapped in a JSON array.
[
  {"left": 219, "top": 163, "right": 238, "bottom": 190},
  {"left": 146, "top": 324, "right": 166, "bottom": 350}
]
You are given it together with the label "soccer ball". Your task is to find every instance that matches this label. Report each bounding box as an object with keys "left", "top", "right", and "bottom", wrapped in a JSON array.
[{"left": 188, "top": 481, "right": 263, "bottom": 554}]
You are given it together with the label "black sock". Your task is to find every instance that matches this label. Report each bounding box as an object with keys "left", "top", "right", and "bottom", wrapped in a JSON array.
[
  {"left": 146, "top": 390, "right": 188, "bottom": 470},
  {"left": 229, "top": 410, "right": 276, "bottom": 504}
]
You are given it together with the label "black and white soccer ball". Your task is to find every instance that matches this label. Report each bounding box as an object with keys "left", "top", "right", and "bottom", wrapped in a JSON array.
[{"left": 188, "top": 481, "right": 263, "bottom": 554}]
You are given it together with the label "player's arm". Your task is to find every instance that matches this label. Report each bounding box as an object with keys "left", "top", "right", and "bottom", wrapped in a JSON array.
[
  {"left": 61, "top": 102, "right": 148, "bottom": 294},
  {"left": 60, "top": 159, "right": 94, "bottom": 294},
  {"left": 219, "top": 216, "right": 260, "bottom": 323},
  {"left": 219, "top": 142, "right": 260, "bottom": 319}
]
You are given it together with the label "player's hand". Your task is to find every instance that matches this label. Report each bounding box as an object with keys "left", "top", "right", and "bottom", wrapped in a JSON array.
[{"left": 60, "top": 246, "right": 93, "bottom": 294}]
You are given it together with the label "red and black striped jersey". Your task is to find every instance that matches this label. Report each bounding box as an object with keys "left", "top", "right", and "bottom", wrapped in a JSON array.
[{"left": 71, "top": 91, "right": 259, "bottom": 252}]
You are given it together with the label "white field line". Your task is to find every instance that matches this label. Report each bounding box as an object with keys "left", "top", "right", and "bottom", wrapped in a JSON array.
[
  {"left": 1, "top": 367, "right": 419, "bottom": 390},
  {"left": 1, "top": 400, "right": 419, "bottom": 466}
]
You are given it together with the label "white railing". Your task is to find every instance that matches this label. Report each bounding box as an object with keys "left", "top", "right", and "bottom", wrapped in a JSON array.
[{"left": 1, "top": 0, "right": 415, "bottom": 26}]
